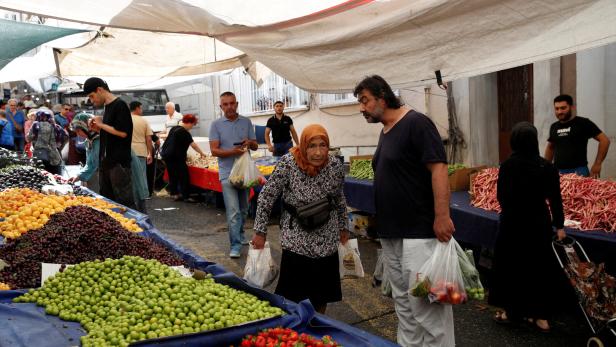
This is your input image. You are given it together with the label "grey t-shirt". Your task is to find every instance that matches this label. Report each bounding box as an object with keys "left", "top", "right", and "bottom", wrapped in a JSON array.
[{"left": 209, "top": 116, "right": 256, "bottom": 181}]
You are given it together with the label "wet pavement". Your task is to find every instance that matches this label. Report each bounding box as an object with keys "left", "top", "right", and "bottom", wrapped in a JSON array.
[{"left": 147, "top": 193, "right": 594, "bottom": 347}]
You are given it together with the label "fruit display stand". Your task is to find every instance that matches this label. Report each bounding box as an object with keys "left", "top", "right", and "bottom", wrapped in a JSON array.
[{"left": 0, "top": 185, "right": 397, "bottom": 346}]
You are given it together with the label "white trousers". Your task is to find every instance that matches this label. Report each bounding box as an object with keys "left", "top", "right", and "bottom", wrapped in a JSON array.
[{"left": 381, "top": 238, "right": 455, "bottom": 347}]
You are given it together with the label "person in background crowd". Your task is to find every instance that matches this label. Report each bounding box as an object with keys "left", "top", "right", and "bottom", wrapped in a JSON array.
[
  {"left": 146, "top": 132, "right": 160, "bottom": 197},
  {"left": 265, "top": 101, "right": 300, "bottom": 157},
  {"left": 159, "top": 101, "right": 183, "bottom": 139},
  {"left": 27, "top": 108, "right": 68, "bottom": 175},
  {"left": 23, "top": 95, "right": 36, "bottom": 109},
  {"left": 0, "top": 110, "right": 15, "bottom": 150},
  {"left": 354, "top": 75, "right": 455, "bottom": 347},
  {"left": 130, "top": 101, "right": 154, "bottom": 211},
  {"left": 54, "top": 103, "right": 71, "bottom": 129},
  {"left": 6, "top": 99, "right": 25, "bottom": 152},
  {"left": 84, "top": 77, "right": 135, "bottom": 209},
  {"left": 544, "top": 94, "right": 610, "bottom": 178},
  {"left": 252, "top": 124, "right": 349, "bottom": 314},
  {"left": 161, "top": 114, "right": 206, "bottom": 203},
  {"left": 210, "top": 91, "right": 258, "bottom": 258},
  {"left": 69, "top": 113, "right": 149, "bottom": 212},
  {"left": 491, "top": 122, "right": 565, "bottom": 333},
  {"left": 23, "top": 108, "right": 37, "bottom": 157},
  {"left": 68, "top": 113, "right": 101, "bottom": 191}
]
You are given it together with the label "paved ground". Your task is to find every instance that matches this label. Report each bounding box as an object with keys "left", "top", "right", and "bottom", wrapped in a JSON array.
[{"left": 147, "top": 192, "right": 596, "bottom": 347}]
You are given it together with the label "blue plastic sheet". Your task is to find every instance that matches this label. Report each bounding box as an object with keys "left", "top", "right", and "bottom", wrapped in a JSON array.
[
  {"left": 0, "top": 271, "right": 398, "bottom": 347},
  {"left": 343, "top": 177, "right": 375, "bottom": 214}
]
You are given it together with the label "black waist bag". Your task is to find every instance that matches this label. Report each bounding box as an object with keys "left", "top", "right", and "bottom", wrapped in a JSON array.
[{"left": 283, "top": 196, "right": 333, "bottom": 230}]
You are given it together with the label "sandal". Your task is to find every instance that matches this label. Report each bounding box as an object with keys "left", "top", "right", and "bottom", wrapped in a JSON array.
[
  {"left": 525, "top": 318, "right": 551, "bottom": 333},
  {"left": 493, "top": 311, "right": 511, "bottom": 325}
]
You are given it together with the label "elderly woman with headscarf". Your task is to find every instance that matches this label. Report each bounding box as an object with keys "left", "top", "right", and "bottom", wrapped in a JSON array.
[
  {"left": 490, "top": 122, "right": 566, "bottom": 332},
  {"left": 252, "top": 124, "right": 350, "bottom": 314},
  {"left": 69, "top": 113, "right": 150, "bottom": 213},
  {"left": 26, "top": 108, "right": 68, "bottom": 174}
]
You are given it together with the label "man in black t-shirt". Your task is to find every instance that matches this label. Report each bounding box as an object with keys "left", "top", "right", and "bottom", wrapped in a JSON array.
[
  {"left": 354, "top": 75, "right": 455, "bottom": 347},
  {"left": 84, "top": 77, "right": 135, "bottom": 209},
  {"left": 264, "top": 101, "right": 299, "bottom": 156},
  {"left": 545, "top": 94, "right": 610, "bottom": 178}
]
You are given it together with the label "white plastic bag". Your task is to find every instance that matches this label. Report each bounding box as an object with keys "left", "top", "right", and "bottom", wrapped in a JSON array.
[
  {"left": 454, "top": 242, "right": 485, "bottom": 300},
  {"left": 409, "top": 238, "right": 467, "bottom": 304},
  {"left": 338, "top": 239, "right": 365, "bottom": 279},
  {"left": 229, "top": 152, "right": 261, "bottom": 189},
  {"left": 243, "top": 242, "right": 279, "bottom": 288}
]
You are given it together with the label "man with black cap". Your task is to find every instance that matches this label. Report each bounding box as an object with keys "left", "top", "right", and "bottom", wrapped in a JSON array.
[{"left": 83, "top": 77, "right": 135, "bottom": 209}]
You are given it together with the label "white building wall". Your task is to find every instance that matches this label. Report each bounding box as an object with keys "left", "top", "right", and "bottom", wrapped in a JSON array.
[
  {"left": 576, "top": 44, "right": 616, "bottom": 178},
  {"left": 452, "top": 75, "right": 499, "bottom": 167},
  {"left": 533, "top": 59, "right": 560, "bottom": 152}
]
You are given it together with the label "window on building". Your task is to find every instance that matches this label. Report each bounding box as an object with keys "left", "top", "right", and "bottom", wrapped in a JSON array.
[
  {"left": 318, "top": 93, "right": 357, "bottom": 107},
  {"left": 223, "top": 69, "right": 309, "bottom": 116}
]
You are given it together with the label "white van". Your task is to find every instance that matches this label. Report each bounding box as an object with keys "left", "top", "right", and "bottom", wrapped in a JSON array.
[{"left": 60, "top": 89, "right": 172, "bottom": 133}]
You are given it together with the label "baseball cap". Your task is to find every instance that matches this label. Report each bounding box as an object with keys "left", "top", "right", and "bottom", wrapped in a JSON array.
[{"left": 83, "top": 77, "right": 109, "bottom": 94}]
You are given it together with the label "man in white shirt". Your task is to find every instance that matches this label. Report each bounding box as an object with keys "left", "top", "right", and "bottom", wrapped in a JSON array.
[
  {"left": 160, "top": 101, "right": 182, "bottom": 139},
  {"left": 130, "top": 101, "right": 154, "bottom": 209}
]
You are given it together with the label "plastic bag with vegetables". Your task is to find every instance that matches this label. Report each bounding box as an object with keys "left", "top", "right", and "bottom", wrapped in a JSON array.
[
  {"left": 455, "top": 242, "right": 485, "bottom": 300},
  {"left": 410, "top": 238, "right": 467, "bottom": 304},
  {"left": 229, "top": 152, "right": 263, "bottom": 189}
]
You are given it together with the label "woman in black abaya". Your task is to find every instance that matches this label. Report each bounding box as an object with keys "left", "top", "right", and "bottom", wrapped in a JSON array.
[{"left": 489, "top": 122, "right": 566, "bottom": 332}]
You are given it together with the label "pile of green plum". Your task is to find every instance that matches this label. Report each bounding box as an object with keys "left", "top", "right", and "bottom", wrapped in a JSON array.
[{"left": 14, "top": 256, "right": 284, "bottom": 347}]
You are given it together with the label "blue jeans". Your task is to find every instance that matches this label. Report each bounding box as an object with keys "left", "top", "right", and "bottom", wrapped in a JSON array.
[
  {"left": 221, "top": 179, "right": 249, "bottom": 252},
  {"left": 273, "top": 141, "right": 293, "bottom": 157},
  {"left": 14, "top": 137, "right": 24, "bottom": 152},
  {"left": 559, "top": 166, "right": 590, "bottom": 177}
]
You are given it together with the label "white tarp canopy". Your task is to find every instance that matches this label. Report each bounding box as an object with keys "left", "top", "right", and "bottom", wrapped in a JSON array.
[
  {"left": 56, "top": 28, "right": 244, "bottom": 77},
  {"left": 1, "top": 0, "right": 616, "bottom": 92}
]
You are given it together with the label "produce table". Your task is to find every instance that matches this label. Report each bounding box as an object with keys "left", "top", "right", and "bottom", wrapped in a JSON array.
[
  {"left": 343, "top": 178, "right": 616, "bottom": 268},
  {"left": 164, "top": 155, "right": 279, "bottom": 196},
  {"left": 450, "top": 191, "right": 616, "bottom": 268},
  {"left": 0, "top": 188, "right": 397, "bottom": 347},
  {"left": 343, "top": 177, "right": 375, "bottom": 214}
]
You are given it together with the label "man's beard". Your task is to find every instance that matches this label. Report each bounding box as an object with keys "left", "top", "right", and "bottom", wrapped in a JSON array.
[
  {"left": 363, "top": 105, "right": 384, "bottom": 123},
  {"left": 559, "top": 110, "right": 573, "bottom": 122}
]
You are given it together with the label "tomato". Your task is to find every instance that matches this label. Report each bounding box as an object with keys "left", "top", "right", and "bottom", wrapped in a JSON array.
[
  {"left": 241, "top": 340, "right": 252, "bottom": 347},
  {"left": 450, "top": 292, "right": 462, "bottom": 304}
]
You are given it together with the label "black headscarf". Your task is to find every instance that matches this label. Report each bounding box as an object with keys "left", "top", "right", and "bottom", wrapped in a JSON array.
[{"left": 510, "top": 121, "right": 540, "bottom": 158}]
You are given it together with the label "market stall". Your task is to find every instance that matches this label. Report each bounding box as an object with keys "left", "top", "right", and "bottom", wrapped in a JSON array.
[
  {"left": 343, "top": 166, "right": 616, "bottom": 272},
  {"left": 163, "top": 154, "right": 277, "bottom": 195},
  {"left": 0, "top": 150, "right": 395, "bottom": 346}
]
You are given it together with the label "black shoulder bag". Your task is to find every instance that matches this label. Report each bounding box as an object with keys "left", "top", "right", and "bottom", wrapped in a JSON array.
[{"left": 282, "top": 195, "right": 334, "bottom": 230}]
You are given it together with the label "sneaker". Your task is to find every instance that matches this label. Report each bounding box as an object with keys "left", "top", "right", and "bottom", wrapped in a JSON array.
[
  {"left": 229, "top": 250, "right": 241, "bottom": 258},
  {"left": 241, "top": 238, "right": 250, "bottom": 245}
]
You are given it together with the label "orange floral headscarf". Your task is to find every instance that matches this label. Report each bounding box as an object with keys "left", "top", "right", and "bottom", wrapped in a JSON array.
[{"left": 290, "top": 124, "right": 330, "bottom": 177}]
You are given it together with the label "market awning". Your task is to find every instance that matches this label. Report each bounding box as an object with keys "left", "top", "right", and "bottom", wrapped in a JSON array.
[
  {"left": 1, "top": 0, "right": 616, "bottom": 91},
  {"left": 55, "top": 28, "right": 244, "bottom": 77},
  {"left": 0, "top": 18, "right": 86, "bottom": 70}
]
